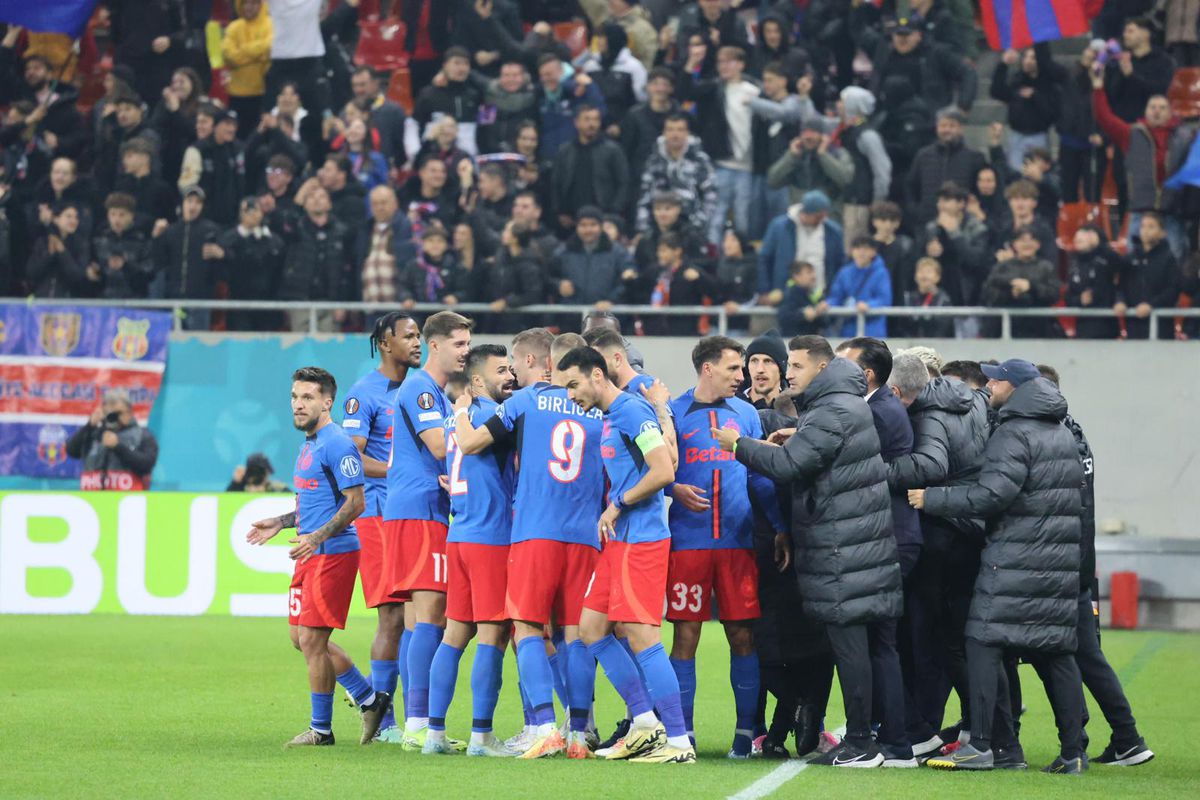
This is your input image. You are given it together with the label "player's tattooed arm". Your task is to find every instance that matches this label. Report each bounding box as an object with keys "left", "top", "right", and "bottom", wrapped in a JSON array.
[
  {"left": 640, "top": 380, "right": 679, "bottom": 469},
  {"left": 246, "top": 512, "right": 295, "bottom": 545},
  {"left": 289, "top": 486, "right": 364, "bottom": 562}
]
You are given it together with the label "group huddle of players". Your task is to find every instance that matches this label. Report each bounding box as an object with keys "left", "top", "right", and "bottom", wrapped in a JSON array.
[{"left": 249, "top": 310, "right": 798, "bottom": 765}]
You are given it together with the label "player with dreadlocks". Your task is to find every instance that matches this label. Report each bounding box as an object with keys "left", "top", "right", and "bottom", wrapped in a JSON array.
[{"left": 342, "top": 312, "right": 423, "bottom": 741}]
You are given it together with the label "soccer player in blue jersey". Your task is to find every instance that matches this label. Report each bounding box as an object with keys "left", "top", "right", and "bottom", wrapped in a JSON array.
[
  {"left": 247, "top": 367, "right": 388, "bottom": 746},
  {"left": 666, "top": 336, "right": 790, "bottom": 757},
  {"left": 424, "top": 344, "right": 519, "bottom": 756},
  {"left": 342, "top": 312, "right": 423, "bottom": 741},
  {"left": 454, "top": 331, "right": 606, "bottom": 759},
  {"left": 382, "top": 311, "right": 472, "bottom": 750},
  {"left": 557, "top": 346, "right": 696, "bottom": 765}
]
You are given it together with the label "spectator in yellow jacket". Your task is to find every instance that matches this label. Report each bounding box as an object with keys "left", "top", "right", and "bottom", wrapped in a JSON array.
[{"left": 222, "top": 0, "right": 273, "bottom": 138}]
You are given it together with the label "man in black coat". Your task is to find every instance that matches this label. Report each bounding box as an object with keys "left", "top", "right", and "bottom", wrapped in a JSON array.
[
  {"left": 152, "top": 186, "right": 224, "bottom": 330},
  {"left": 715, "top": 337, "right": 906, "bottom": 769},
  {"left": 550, "top": 105, "right": 631, "bottom": 232},
  {"left": 914, "top": 360, "right": 1085, "bottom": 774},
  {"left": 279, "top": 185, "right": 349, "bottom": 332},
  {"left": 887, "top": 354, "right": 989, "bottom": 755},
  {"left": 906, "top": 110, "right": 987, "bottom": 225},
  {"left": 1035, "top": 365, "right": 1155, "bottom": 767}
]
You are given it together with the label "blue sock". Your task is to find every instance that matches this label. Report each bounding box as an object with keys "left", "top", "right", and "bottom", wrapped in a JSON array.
[
  {"left": 589, "top": 634, "right": 653, "bottom": 718},
  {"left": 427, "top": 642, "right": 464, "bottom": 731},
  {"left": 310, "top": 691, "right": 334, "bottom": 734},
  {"left": 518, "top": 681, "right": 533, "bottom": 726},
  {"left": 670, "top": 657, "right": 697, "bottom": 734},
  {"left": 398, "top": 628, "right": 412, "bottom": 719},
  {"left": 335, "top": 664, "right": 375, "bottom": 707},
  {"left": 406, "top": 622, "right": 442, "bottom": 720},
  {"left": 567, "top": 639, "right": 596, "bottom": 732},
  {"left": 471, "top": 643, "right": 504, "bottom": 733},
  {"left": 637, "top": 643, "right": 686, "bottom": 739},
  {"left": 730, "top": 652, "right": 760, "bottom": 753},
  {"left": 370, "top": 658, "right": 398, "bottom": 698},
  {"left": 548, "top": 647, "right": 569, "bottom": 714},
  {"left": 515, "top": 636, "right": 557, "bottom": 726}
]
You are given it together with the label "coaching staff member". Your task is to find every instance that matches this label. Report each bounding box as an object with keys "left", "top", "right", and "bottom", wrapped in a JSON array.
[
  {"left": 714, "top": 335, "right": 905, "bottom": 769},
  {"left": 911, "top": 359, "right": 1084, "bottom": 774},
  {"left": 66, "top": 388, "right": 159, "bottom": 490}
]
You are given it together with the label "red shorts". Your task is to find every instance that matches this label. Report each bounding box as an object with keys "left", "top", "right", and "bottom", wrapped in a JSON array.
[
  {"left": 446, "top": 542, "right": 509, "bottom": 623},
  {"left": 288, "top": 551, "right": 360, "bottom": 630},
  {"left": 386, "top": 519, "right": 449, "bottom": 594},
  {"left": 357, "top": 517, "right": 407, "bottom": 607},
  {"left": 583, "top": 539, "right": 670, "bottom": 626},
  {"left": 665, "top": 548, "right": 760, "bottom": 622},
  {"left": 505, "top": 539, "right": 599, "bottom": 626}
]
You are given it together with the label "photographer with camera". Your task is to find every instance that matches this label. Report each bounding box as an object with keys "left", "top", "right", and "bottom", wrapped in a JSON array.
[
  {"left": 65, "top": 388, "right": 159, "bottom": 491},
  {"left": 226, "top": 452, "right": 285, "bottom": 492}
]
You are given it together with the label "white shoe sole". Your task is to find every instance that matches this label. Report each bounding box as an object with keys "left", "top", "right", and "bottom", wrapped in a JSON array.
[
  {"left": 882, "top": 758, "right": 919, "bottom": 768},
  {"left": 1103, "top": 749, "right": 1155, "bottom": 767},
  {"left": 832, "top": 754, "right": 885, "bottom": 768},
  {"left": 911, "top": 736, "right": 943, "bottom": 757}
]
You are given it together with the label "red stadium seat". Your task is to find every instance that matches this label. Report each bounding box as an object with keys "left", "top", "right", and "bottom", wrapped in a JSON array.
[
  {"left": 1168, "top": 67, "right": 1200, "bottom": 120},
  {"left": 355, "top": 19, "right": 408, "bottom": 73},
  {"left": 386, "top": 66, "right": 414, "bottom": 114},
  {"left": 554, "top": 21, "right": 590, "bottom": 59},
  {"left": 1056, "top": 202, "right": 1105, "bottom": 253}
]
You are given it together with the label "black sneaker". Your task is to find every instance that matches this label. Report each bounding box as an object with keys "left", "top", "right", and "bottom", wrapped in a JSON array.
[
  {"left": 359, "top": 691, "right": 390, "bottom": 744},
  {"left": 993, "top": 744, "right": 1028, "bottom": 770},
  {"left": 598, "top": 718, "right": 632, "bottom": 752},
  {"left": 1041, "top": 755, "right": 1085, "bottom": 774},
  {"left": 810, "top": 739, "right": 884, "bottom": 768},
  {"left": 793, "top": 703, "right": 821, "bottom": 757},
  {"left": 880, "top": 744, "right": 917, "bottom": 768},
  {"left": 927, "top": 742, "right": 994, "bottom": 771},
  {"left": 1095, "top": 738, "right": 1155, "bottom": 767},
  {"left": 760, "top": 735, "right": 791, "bottom": 759}
]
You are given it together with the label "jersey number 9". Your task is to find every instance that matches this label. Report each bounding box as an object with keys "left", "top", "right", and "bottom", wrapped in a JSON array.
[{"left": 548, "top": 419, "right": 586, "bottom": 483}]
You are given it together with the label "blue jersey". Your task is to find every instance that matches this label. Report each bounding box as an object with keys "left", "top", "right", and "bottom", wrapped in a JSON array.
[
  {"left": 668, "top": 390, "right": 785, "bottom": 550},
  {"left": 293, "top": 423, "right": 365, "bottom": 555},
  {"left": 341, "top": 369, "right": 401, "bottom": 517},
  {"left": 383, "top": 369, "right": 450, "bottom": 523},
  {"left": 484, "top": 383, "right": 605, "bottom": 549},
  {"left": 623, "top": 373, "right": 656, "bottom": 397},
  {"left": 602, "top": 392, "right": 671, "bottom": 544},
  {"left": 445, "top": 397, "right": 515, "bottom": 546}
]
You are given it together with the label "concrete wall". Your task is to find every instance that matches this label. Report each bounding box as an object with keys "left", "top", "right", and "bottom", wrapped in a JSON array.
[{"left": 610, "top": 338, "right": 1200, "bottom": 540}]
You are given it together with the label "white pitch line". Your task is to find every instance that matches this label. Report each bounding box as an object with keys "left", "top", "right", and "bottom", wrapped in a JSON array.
[
  {"left": 725, "top": 723, "right": 847, "bottom": 800},
  {"left": 726, "top": 761, "right": 808, "bottom": 800}
]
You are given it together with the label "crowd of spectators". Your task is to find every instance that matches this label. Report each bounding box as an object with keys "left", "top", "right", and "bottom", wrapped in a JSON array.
[{"left": 1, "top": 0, "right": 1199, "bottom": 338}]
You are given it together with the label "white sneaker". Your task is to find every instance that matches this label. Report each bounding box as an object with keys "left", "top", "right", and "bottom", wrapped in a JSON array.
[
  {"left": 505, "top": 728, "right": 535, "bottom": 753},
  {"left": 912, "top": 734, "right": 944, "bottom": 758},
  {"left": 467, "top": 734, "right": 519, "bottom": 757}
]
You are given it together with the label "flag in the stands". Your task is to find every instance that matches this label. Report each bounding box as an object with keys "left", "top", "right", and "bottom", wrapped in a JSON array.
[
  {"left": 0, "top": 0, "right": 98, "bottom": 36},
  {"left": 979, "top": 0, "right": 1090, "bottom": 51}
]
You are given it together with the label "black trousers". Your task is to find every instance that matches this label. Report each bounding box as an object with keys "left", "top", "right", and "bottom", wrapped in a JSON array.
[
  {"left": 265, "top": 57, "right": 328, "bottom": 116},
  {"left": 827, "top": 618, "right": 907, "bottom": 749},
  {"left": 1035, "top": 589, "right": 1140, "bottom": 749},
  {"left": 968, "top": 639, "right": 1083, "bottom": 759},
  {"left": 916, "top": 535, "right": 978, "bottom": 731},
  {"left": 896, "top": 543, "right": 937, "bottom": 741},
  {"left": 1059, "top": 145, "right": 1107, "bottom": 203}
]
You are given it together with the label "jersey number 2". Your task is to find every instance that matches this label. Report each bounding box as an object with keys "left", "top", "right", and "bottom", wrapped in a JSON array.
[
  {"left": 446, "top": 434, "right": 468, "bottom": 495},
  {"left": 548, "top": 419, "right": 586, "bottom": 483}
]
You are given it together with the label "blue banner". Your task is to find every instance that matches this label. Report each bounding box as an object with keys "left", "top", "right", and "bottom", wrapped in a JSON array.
[
  {"left": 0, "top": 0, "right": 98, "bottom": 36},
  {"left": 0, "top": 303, "right": 172, "bottom": 479}
]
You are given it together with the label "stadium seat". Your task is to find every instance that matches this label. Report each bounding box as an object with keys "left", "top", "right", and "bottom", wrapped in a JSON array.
[
  {"left": 1056, "top": 202, "right": 1105, "bottom": 253},
  {"left": 355, "top": 19, "right": 408, "bottom": 73},
  {"left": 554, "top": 21, "right": 590, "bottom": 58},
  {"left": 1168, "top": 67, "right": 1200, "bottom": 119},
  {"left": 386, "top": 66, "right": 414, "bottom": 114}
]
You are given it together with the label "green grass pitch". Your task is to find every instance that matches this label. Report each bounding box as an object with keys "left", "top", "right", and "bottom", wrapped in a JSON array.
[{"left": 2, "top": 616, "right": 1197, "bottom": 799}]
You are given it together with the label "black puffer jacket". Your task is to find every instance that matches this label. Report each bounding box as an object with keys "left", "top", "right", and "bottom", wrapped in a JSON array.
[
  {"left": 887, "top": 377, "right": 989, "bottom": 550},
  {"left": 1064, "top": 413, "right": 1095, "bottom": 595},
  {"left": 736, "top": 358, "right": 903, "bottom": 625},
  {"left": 924, "top": 378, "right": 1082, "bottom": 653}
]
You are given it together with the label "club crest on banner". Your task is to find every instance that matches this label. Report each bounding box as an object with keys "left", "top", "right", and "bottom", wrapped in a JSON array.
[
  {"left": 39, "top": 312, "right": 81, "bottom": 356},
  {"left": 112, "top": 317, "right": 151, "bottom": 362},
  {"left": 37, "top": 424, "right": 69, "bottom": 467}
]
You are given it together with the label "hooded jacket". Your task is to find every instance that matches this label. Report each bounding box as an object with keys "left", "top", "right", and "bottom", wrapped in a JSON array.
[
  {"left": 758, "top": 205, "right": 845, "bottom": 294},
  {"left": 637, "top": 135, "right": 718, "bottom": 231},
  {"left": 924, "top": 378, "right": 1083, "bottom": 652},
  {"left": 222, "top": 0, "right": 274, "bottom": 98},
  {"left": 735, "top": 358, "right": 903, "bottom": 626},
  {"left": 887, "top": 377, "right": 988, "bottom": 550},
  {"left": 824, "top": 254, "right": 892, "bottom": 337},
  {"left": 555, "top": 232, "right": 630, "bottom": 304}
]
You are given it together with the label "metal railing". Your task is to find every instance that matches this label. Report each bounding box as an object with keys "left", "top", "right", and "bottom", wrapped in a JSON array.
[{"left": 9, "top": 298, "right": 1200, "bottom": 340}]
